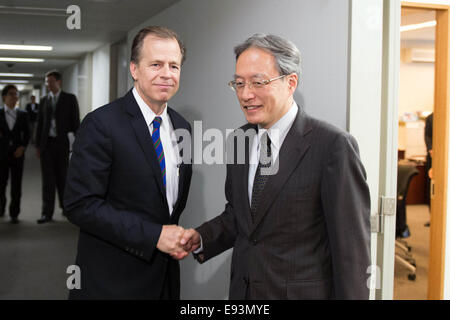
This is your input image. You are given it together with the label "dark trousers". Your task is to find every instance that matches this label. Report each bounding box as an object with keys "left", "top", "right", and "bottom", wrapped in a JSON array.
[
  {"left": 0, "top": 153, "right": 25, "bottom": 218},
  {"left": 40, "top": 138, "right": 69, "bottom": 218}
]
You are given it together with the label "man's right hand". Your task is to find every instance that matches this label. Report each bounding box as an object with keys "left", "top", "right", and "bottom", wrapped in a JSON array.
[
  {"left": 180, "top": 228, "right": 201, "bottom": 253},
  {"left": 156, "top": 225, "right": 188, "bottom": 260}
]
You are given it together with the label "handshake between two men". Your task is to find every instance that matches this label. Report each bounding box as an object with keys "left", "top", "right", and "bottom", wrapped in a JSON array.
[{"left": 156, "top": 225, "right": 202, "bottom": 260}]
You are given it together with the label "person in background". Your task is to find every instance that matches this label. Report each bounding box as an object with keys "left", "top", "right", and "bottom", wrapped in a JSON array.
[
  {"left": 424, "top": 112, "right": 433, "bottom": 227},
  {"left": 35, "top": 70, "right": 80, "bottom": 224},
  {"left": 25, "top": 95, "right": 39, "bottom": 145},
  {"left": 0, "top": 84, "right": 30, "bottom": 224}
]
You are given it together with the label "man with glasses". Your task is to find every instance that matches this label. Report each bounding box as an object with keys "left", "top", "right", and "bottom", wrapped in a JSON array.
[
  {"left": 181, "top": 34, "right": 371, "bottom": 299},
  {"left": 0, "top": 84, "right": 30, "bottom": 224}
]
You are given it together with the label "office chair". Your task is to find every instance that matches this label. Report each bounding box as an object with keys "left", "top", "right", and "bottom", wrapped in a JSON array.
[{"left": 395, "top": 163, "right": 419, "bottom": 281}]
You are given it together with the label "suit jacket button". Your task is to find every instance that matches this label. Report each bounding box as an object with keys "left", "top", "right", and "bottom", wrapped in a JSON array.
[{"left": 252, "top": 239, "right": 257, "bottom": 245}]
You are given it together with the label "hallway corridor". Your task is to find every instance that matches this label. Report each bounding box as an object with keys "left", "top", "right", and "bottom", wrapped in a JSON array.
[{"left": 0, "top": 148, "right": 78, "bottom": 299}]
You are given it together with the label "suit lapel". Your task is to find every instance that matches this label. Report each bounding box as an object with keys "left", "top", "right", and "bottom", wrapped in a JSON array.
[
  {"left": 167, "top": 107, "right": 190, "bottom": 215},
  {"left": 250, "top": 109, "right": 313, "bottom": 234},
  {"left": 0, "top": 110, "right": 10, "bottom": 133},
  {"left": 124, "top": 90, "right": 167, "bottom": 202},
  {"left": 242, "top": 125, "right": 256, "bottom": 230}
]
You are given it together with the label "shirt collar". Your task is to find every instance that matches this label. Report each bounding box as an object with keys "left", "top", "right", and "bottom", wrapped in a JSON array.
[
  {"left": 4, "top": 105, "right": 17, "bottom": 113},
  {"left": 257, "top": 101, "right": 299, "bottom": 150},
  {"left": 49, "top": 89, "right": 61, "bottom": 100},
  {"left": 132, "top": 87, "right": 169, "bottom": 128}
]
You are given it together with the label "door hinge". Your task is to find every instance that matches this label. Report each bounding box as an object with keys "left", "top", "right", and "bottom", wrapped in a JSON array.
[{"left": 371, "top": 196, "right": 396, "bottom": 233}]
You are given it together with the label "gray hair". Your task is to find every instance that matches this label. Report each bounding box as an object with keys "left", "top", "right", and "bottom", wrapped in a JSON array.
[{"left": 234, "top": 34, "right": 302, "bottom": 77}]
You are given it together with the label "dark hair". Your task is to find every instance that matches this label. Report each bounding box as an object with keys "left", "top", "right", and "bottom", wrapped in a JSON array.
[
  {"left": 1, "top": 84, "right": 18, "bottom": 98},
  {"left": 130, "top": 26, "right": 186, "bottom": 65},
  {"left": 45, "top": 70, "right": 62, "bottom": 81}
]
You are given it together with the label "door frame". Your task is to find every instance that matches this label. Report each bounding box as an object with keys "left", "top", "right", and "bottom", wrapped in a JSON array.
[{"left": 400, "top": 1, "right": 450, "bottom": 300}]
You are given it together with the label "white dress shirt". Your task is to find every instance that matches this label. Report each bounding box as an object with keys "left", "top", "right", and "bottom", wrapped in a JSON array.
[
  {"left": 132, "top": 87, "right": 180, "bottom": 215},
  {"left": 195, "top": 101, "right": 299, "bottom": 254},
  {"left": 248, "top": 101, "right": 299, "bottom": 205},
  {"left": 4, "top": 106, "right": 17, "bottom": 131},
  {"left": 48, "top": 89, "right": 61, "bottom": 137}
]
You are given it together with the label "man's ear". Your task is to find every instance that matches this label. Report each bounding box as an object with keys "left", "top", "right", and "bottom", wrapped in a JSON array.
[
  {"left": 287, "top": 73, "right": 298, "bottom": 93},
  {"left": 130, "top": 62, "right": 137, "bottom": 81}
]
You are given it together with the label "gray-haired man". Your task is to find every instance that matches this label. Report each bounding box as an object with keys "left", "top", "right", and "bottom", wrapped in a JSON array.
[{"left": 181, "top": 34, "right": 371, "bottom": 299}]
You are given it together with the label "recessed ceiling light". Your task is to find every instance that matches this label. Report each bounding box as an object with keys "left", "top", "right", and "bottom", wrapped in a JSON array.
[
  {"left": 0, "top": 57, "right": 44, "bottom": 62},
  {"left": 0, "top": 73, "right": 34, "bottom": 77},
  {"left": 401, "top": 20, "right": 437, "bottom": 32},
  {"left": 0, "top": 79, "right": 29, "bottom": 84},
  {"left": 0, "top": 44, "right": 53, "bottom": 51}
]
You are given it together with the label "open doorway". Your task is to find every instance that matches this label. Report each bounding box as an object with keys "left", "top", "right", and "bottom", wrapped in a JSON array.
[{"left": 394, "top": 6, "right": 435, "bottom": 300}]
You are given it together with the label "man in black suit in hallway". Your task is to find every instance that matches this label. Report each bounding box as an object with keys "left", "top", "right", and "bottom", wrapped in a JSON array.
[
  {"left": 25, "top": 95, "right": 39, "bottom": 145},
  {"left": 0, "top": 84, "right": 30, "bottom": 224},
  {"left": 36, "top": 70, "right": 80, "bottom": 224},
  {"left": 181, "top": 34, "right": 371, "bottom": 299},
  {"left": 64, "top": 26, "right": 192, "bottom": 299}
]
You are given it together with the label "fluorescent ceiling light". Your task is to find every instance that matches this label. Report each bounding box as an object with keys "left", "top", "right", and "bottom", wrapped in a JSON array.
[
  {"left": 401, "top": 20, "right": 437, "bottom": 32},
  {"left": 0, "top": 57, "right": 44, "bottom": 62},
  {"left": 0, "top": 73, "right": 34, "bottom": 77},
  {"left": 0, "top": 44, "right": 53, "bottom": 51},
  {"left": 0, "top": 79, "right": 29, "bottom": 84}
]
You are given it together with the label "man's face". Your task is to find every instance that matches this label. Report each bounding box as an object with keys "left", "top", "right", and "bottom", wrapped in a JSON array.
[
  {"left": 45, "top": 75, "right": 61, "bottom": 94},
  {"left": 31, "top": 96, "right": 36, "bottom": 103},
  {"left": 3, "top": 88, "right": 18, "bottom": 109},
  {"left": 234, "top": 47, "right": 296, "bottom": 129},
  {"left": 130, "top": 35, "right": 182, "bottom": 111}
]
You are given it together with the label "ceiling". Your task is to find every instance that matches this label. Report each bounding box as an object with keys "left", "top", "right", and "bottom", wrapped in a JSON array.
[
  {"left": 0, "top": 0, "right": 180, "bottom": 86},
  {"left": 401, "top": 8, "right": 436, "bottom": 47}
]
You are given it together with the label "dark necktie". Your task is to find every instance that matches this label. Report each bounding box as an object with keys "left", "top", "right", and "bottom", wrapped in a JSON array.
[
  {"left": 151, "top": 117, "right": 166, "bottom": 187},
  {"left": 250, "top": 132, "right": 272, "bottom": 221}
]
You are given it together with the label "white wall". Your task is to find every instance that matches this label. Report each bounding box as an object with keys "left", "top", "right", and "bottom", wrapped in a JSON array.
[
  {"left": 91, "top": 44, "right": 110, "bottom": 110},
  {"left": 399, "top": 62, "right": 434, "bottom": 115},
  {"left": 63, "top": 63, "right": 79, "bottom": 97},
  {"left": 348, "top": 0, "right": 384, "bottom": 300},
  {"left": 62, "top": 53, "right": 93, "bottom": 120}
]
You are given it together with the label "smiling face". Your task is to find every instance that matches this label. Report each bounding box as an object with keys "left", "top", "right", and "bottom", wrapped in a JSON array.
[
  {"left": 130, "top": 35, "right": 182, "bottom": 114},
  {"left": 234, "top": 47, "right": 297, "bottom": 129}
]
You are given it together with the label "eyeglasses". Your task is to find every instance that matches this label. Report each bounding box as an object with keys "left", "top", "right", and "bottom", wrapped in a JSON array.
[{"left": 228, "top": 74, "right": 288, "bottom": 92}]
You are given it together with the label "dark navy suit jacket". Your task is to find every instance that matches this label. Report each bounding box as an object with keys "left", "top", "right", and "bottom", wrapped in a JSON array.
[{"left": 64, "top": 90, "right": 192, "bottom": 299}]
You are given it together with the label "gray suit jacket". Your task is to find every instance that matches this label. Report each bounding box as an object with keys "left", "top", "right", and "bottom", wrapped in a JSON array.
[{"left": 196, "top": 107, "right": 371, "bottom": 299}]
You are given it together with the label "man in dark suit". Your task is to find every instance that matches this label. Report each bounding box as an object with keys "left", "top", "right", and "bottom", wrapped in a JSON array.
[
  {"left": 424, "top": 112, "right": 433, "bottom": 226},
  {"left": 181, "top": 34, "right": 371, "bottom": 299},
  {"left": 25, "top": 95, "right": 39, "bottom": 145},
  {"left": 0, "top": 84, "right": 30, "bottom": 224},
  {"left": 36, "top": 70, "right": 80, "bottom": 223},
  {"left": 64, "top": 26, "right": 192, "bottom": 299}
]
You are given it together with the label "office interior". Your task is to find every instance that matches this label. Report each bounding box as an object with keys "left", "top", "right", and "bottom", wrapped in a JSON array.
[
  {"left": 1, "top": 0, "right": 450, "bottom": 300},
  {"left": 394, "top": 7, "right": 435, "bottom": 300}
]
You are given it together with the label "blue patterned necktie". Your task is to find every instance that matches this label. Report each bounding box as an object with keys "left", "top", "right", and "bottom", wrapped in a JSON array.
[
  {"left": 250, "top": 132, "right": 272, "bottom": 221},
  {"left": 151, "top": 117, "right": 166, "bottom": 187}
]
